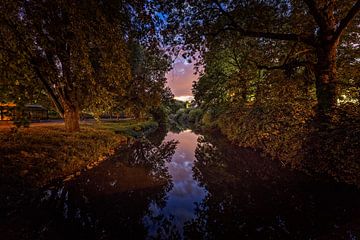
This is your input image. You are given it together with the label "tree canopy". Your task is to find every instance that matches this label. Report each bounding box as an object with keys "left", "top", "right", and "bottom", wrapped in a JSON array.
[
  {"left": 156, "top": 0, "right": 360, "bottom": 122},
  {"left": 1, "top": 0, "right": 171, "bottom": 131}
]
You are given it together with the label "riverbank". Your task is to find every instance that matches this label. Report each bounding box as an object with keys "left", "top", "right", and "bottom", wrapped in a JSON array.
[
  {"left": 0, "top": 120, "right": 158, "bottom": 215},
  {"left": 185, "top": 103, "right": 360, "bottom": 187}
]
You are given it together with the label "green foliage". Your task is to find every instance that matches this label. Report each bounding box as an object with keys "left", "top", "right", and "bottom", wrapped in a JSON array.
[
  {"left": 166, "top": 99, "right": 186, "bottom": 114},
  {"left": 150, "top": 106, "right": 168, "bottom": 125},
  {"left": 1, "top": 0, "right": 172, "bottom": 130},
  {"left": 159, "top": 0, "right": 359, "bottom": 121},
  {"left": 201, "top": 111, "right": 217, "bottom": 128},
  {"left": 168, "top": 107, "right": 204, "bottom": 131},
  {"left": 1, "top": 0, "right": 131, "bottom": 113},
  {"left": 93, "top": 120, "right": 159, "bottom": 138},
  {"left": 173, "top": 108, "right": 190, "bottom": 124},
  {"left": 193, "top": 43, "right": 360, "bottom": 185},
  {"left": 217, "top": 100, "right": 314, "bottom": 164},
  {"left": 303, "top": 104, "right": 360, "bottom": 185},
  {"left": 214, "top": 95, "right": 360, "bottom": 185},
  {"left": 114, "top": 43, "right": 171, "bottom": 119},
  {"left": 188, "top": 109, "right": 203, "bottom": 124}
]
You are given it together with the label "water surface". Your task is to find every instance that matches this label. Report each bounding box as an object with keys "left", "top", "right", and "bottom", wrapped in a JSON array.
[{"left": 2, "top": 129, "right": 360, "bottom": 239}]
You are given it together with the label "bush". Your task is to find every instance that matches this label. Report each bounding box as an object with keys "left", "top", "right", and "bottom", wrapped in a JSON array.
[
  {"left": 217, "top": 100, "right": 315, "bottom": 166},
  {"left": 214, "top": 100, "right": 360, "bottom": 186},
  {"left": 201, "top": 110, "right": 217, "bottom": 128},
  {"left": 303, "top": 103, "right": 360, "bottom": 185},
  {"left": 188, "top": 108, "right": 203, "bottom": 124},
  {"left": 174, "top": 108, "right": 189, "bottom": 124}
]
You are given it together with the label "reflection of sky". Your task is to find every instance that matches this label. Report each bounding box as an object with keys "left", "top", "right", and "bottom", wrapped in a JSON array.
[
  {"left": 144, "top": 131, "right": 207, "bottom": 237},
  {"left": 166, "top": 57, "right": 199, "bottom": 97}
]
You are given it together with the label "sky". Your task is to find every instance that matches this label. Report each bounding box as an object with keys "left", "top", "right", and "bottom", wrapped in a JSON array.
[
  {"left": 156, "top": 12, "right": 198, "bottom": 101},
  {"left": 166, "top": 57, "right": 198, "bottom": 101}
]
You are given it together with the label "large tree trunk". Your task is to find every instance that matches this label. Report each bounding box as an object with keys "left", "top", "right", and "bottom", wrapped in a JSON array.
[
  {"left": 314, "top": 40, "right": 338, "bottom": 123},
  {"left": 314, "top": 2, "right": 340, "bottom": 124},
  {"left": 64, "top": 104, "right": 80, "bottom": 132}
]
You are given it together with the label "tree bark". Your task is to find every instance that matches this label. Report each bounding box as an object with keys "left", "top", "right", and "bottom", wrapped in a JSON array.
[
  {"left": 313, "top": 2, "right": 340, "bottom": 123},
  {"left": 314, "top": 40, "right": 338, "bottom": 122},
  {"left": 64, "top": 104, "right": 80, "bottom": 132}
]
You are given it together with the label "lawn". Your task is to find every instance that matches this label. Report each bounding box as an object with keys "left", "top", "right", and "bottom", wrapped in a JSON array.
[{"left": 0, "top": 120, "right": 158, "bottom": 189}]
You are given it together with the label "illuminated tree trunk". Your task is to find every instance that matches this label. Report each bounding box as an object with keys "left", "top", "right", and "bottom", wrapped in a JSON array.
[
  {"left": 314, "top": 40, "right": 338, "bottom": 122},
  {"left": 63, "top": 103, "right": 80, "bottom": 132},
  {"left": 312, "top": 4, "right": 340, "bottom": 123},
  {"left": 315, "top": 44, "right": 337, "bottom": 122}
]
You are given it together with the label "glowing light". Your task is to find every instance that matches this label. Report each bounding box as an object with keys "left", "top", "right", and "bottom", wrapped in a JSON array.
[{"left": 174, "top": 96, "right": 194, "bottom": 102}]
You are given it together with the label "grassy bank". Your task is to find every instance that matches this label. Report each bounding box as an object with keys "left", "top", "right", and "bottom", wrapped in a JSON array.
[
  {"left": 90, "top": 119, "right": 159, "bottom": 138},
  {"left": 0, "top": 120, "right": 157, "bottom": 190}
]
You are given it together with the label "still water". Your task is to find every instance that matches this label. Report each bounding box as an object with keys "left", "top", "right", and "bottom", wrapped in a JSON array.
[{"left": 5, "top": 129, "right": 360, "bottom": 239}]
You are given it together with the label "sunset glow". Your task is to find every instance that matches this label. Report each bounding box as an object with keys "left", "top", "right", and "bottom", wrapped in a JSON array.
[{"left": 166, "top": 57, "right": 198, "bottom": 97}]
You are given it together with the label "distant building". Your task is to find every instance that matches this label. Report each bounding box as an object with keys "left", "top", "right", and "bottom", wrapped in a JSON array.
[
  {"left": 23, "top": 104, "right": 49, "bottom": 120},
  {"left": 0, "top": 103, "right": 49, "bottom": 121},
  {"left": 0, "top": 103, "right": 16, "bottom": 121}
]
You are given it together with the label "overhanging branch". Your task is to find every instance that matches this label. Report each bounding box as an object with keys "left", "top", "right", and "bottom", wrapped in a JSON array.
[
  {"left": 334, "top": 0, "right": 360, "bottom": 39},
  {"left": 303, "top": 0, "right": 328, "bottom": 29},
  {"left": 255, "top": 60, "right": 314, "bottom": 71},
  {"left": 212, "top": 0, "right": 316, "bottom": 46},
  {"left": 30, "top": 58, "right": 65, "bottom": 116}
]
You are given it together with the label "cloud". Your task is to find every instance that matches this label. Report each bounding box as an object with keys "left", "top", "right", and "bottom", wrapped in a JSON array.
[{"left": 166, "top": 57, "right": 198, "bottom": 97}]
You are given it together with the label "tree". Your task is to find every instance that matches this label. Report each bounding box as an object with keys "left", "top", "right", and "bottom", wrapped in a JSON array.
[
  {"left": 193, "top": 36, "right": 260, "bottom": 112},
  {"left": 1, "top": 0, "right": 133, "bottom": 131},
  {"left": 157, "top": 0, "right": 360, "bottom": 122},
  {"left": 115, "top": 42, "right": 171, "bottom": 119}
]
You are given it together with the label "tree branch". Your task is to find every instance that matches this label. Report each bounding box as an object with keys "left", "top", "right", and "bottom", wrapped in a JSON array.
[
  {"left": 303, "top": 0, "right": 327, "bottom": 29},
  {"left": 212, "top": 0, "right": 315, "bottom": 46},
  {"left": 30, "top": 58, "right": 65, "bottom": 116},
  {"left": 205, "top": 25, "right": 237, "bottom": 38},
  {"left": 334, "top": 0, "right": 360, "bottom": 39},
  {"left": 3, "top": 18, "right": 65, "bottom": 116},
  {"left": 255, "top": 60, "right": 313, "bottom": 71}
]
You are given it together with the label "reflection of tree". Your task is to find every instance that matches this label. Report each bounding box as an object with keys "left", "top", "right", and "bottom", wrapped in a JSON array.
[
  {"left": 185, "top": 134, "right": 360, "bottom": 239},
  {"left": 168, "top": 120, "right": 202, "bottom": 135},
  {"left": 168, "top": 121, "right": 185, "bottom": 134},
  {"left": 146, "top": 126, "right": 168, "bottom": 146},
  {"left": 24, "top": 137, "right": 179, "bottom": 239},
  {"left": 119, "top": 137, "right": 178, "bottom": 182},
  {"left": 144, "top": 213, "right": 182, "bottom": 240}
]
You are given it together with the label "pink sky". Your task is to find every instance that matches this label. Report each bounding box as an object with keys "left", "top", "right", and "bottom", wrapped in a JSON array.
[{"left": 166, "top": 58, "right": 199, "bottom": 98}]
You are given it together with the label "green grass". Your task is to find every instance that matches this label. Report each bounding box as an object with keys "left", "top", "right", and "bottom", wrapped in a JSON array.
[
  {"left": 1, "top": 126, "right": 122, "bottom": 188},
  {"left": 0, "top": 119, "right": 158, "bottom": 189},
  {"left": 90, "top": 119, "right": 159, "bottom": 138}
]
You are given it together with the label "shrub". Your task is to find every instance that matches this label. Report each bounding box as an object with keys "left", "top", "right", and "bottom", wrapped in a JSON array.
[
  {"left": 188, "top": 108, "right": 203, "bottom": 124},
  {"left": 217, "top": 100, "right": 315, "bottom": 166},
  {"left": 201, "top": 110, "right": 217, "bottom": 128}
]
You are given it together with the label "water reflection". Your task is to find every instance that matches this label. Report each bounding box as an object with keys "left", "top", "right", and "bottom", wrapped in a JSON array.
[
  {"left": 144, "top": 131, "right": 207, "bottom": 239},
  {"left": 184, "top": 134, "right": 360, "bottom": 239},
  {"left": 2, "top": 129, "right": 360, "bottom": 239},
  {"left": 13, "top": 128, "right": 179, "bottom": 239}
]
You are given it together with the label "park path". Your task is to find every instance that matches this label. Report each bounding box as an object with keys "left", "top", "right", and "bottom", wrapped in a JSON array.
[
  {"left": 0, "top": 120, "right": 64, "bottom": 129},
  {"left": 0, "top": 118, "right": 134, "bottom": 129}
]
